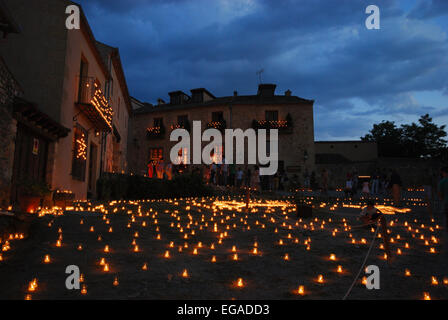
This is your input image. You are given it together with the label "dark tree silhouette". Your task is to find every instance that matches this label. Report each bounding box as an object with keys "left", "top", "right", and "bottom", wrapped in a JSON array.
[{"left": 361, "top": 114, "right": 447, "bottom": 158}]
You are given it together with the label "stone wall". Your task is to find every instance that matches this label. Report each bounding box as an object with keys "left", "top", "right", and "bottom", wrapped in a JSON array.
[
  {"left": 128, "top": 98, "right": 315, "bottom": 177},
  {"left": 0, "top": 56, "right": 20, "bottom": 210},
  {"left": 315, "top": 157, "right": 444, "bottom": 190}
]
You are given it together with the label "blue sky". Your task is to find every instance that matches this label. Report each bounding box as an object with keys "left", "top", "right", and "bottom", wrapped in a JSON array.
[{"left": 76, "top": 0, "right": 448, "bottom": 141}]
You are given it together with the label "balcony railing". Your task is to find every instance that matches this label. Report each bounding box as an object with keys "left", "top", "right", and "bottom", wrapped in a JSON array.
[
  {"left": 76, "top": 77, "right": 113, "bottom": 132},
  {"left": 252, "top": 114, "right": 293, "bottom": 133},
  {"left": 147, "top": 125, "right": 166, "bottom": 139},
  {"left": 170, "top": 120, "right": 191, "bottom": 132},
  {"left": 206, "top": 119, "right": 227, "bottom": 131}
]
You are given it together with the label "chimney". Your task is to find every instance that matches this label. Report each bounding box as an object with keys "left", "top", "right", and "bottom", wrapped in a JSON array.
[
  {"left": 190, "top": 88, "right": 215, "bottom": 103},
  {"left": 157, "top": 98, "right": 165, "bottom": 106},
  {"left": 233, "top": 91, "right": 238, "bottom": 97},
  {"left": 169, "top": 91, "right": 189, "bottom": 105},
  {"left": 257, "top": 84, "right": 276, "bottom": 97},
  {"left": 285, "top": 90, "right": 292, "bottom": 97}
]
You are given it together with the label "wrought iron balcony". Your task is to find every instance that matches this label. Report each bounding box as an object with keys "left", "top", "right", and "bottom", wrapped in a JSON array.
[
  {"left": 76, "top": 77, "right": 113, "bottom": 132},
  {"left": 147, "top": 125, "right": 166, "bottom": 139},
  {"left": 170, "top": 120, "right": 191, "bottom": 132},
  {"left": 252, "top": 114, "right": 293, "bottom": 133},
  {"left": 206, "top": 119, "right": 227, "bottom": 131}
]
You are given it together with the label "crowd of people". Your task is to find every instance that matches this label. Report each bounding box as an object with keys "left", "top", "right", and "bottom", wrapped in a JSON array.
[
  {"left": 144, "top": 160, "right": 448, "bottom": 230},
  {"left": 202, "top": 160, "right": 290, "bottom": 192},
  {"left": 342, "top": 168, "right": 404, "bottom": 201}
]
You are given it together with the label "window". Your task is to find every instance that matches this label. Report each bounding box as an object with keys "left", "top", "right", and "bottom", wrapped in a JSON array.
[
  {"left": 154, "top": 118, "right": 163, "bottom": 128},
  {"left": 117, "top": 97, "right": 121, "bottom": 120},
  {"left": 72, "top": 124, "right": 88, "bottom": 181},
  {"left": 178, "top": 115, "right": 188, "bottom": 126},
  {"left": 78, "top": 57, "right": 88, "bottom": 102},
  {"left": 266, "top": 111, "right": 278, "bottom": 121},
  {"left": 212, "top": 112, "right": 224, "bottom": 122},
  {"left": 149, "top": 148, "right": 163, "bottom": 162}
]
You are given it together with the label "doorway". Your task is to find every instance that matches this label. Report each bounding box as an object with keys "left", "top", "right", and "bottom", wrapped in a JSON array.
[{"left": 11, "top": 124, "right": 49, "bottom": 204}]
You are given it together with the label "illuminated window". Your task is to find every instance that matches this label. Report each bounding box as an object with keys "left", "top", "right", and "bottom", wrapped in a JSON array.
[{"left": 149, "top": 148, "right": 163, "bottom": 162}]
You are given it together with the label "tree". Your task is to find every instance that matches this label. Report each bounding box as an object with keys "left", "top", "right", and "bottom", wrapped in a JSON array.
[
  {"left": 361, "top": 114, "right": 447, "bottom": 158},
  {"left": 361, "top": 121, "right": 405, "bottom": 157},
  {"left": 401, "top": 114, "right": 447, "bottom": 158}
]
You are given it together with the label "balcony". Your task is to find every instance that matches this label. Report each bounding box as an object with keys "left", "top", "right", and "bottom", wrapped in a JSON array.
[
  {"left": 206, "top": 119, "right": 227, "bottom": 131},
  {"left": 76, "top": 77, "right": 113, "bottom": 132},
  {"left": 147, "top": 124, "right": 166, "bottom": 139},
  {"left": 170, "top": 120, "right": 191, "bottom": 132},
  {"left": 252, "top": 114, "right": 293, "bottom": 134}
]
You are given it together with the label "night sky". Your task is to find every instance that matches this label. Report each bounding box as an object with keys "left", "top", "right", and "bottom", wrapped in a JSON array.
[{"left": 76, "top": 0, "right": 448, "bottom": 140}]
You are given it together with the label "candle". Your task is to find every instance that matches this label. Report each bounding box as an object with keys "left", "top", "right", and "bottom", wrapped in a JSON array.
[
  {"left": 28, "top": 279, "right": 38, "bottom": 292},
  {"left": 296, "top": 285, "right": 305, "bottom": 296},
  {"left": 317, "top": 275, "right": 324, "bottom": 283}
]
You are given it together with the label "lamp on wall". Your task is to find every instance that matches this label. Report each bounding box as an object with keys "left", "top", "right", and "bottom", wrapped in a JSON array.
[{"left": 303, "top": 150, "right": 309, "bottom": 162}]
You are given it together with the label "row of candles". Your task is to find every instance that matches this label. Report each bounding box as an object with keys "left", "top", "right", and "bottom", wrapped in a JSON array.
[{"left": 10, "top": 195, "right": 445, "bottom": 300}]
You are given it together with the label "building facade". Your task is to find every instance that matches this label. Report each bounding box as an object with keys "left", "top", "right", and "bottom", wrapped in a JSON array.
[
  {"left": 0, "top": 0, "right": 21, "bottom": 210},
  {"left": 0, "top": 0, "right": 131, "bottom": 202},
  {"left": 128, "top": 84, "right": 315, "bottom": 178}
]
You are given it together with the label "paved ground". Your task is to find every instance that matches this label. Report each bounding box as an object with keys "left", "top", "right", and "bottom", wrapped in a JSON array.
[{"left": 0, "top": 196, "right": 447, "bottom": 300}]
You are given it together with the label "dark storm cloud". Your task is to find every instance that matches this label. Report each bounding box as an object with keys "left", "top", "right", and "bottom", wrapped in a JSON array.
[{"left": 74, "top": 0, "right": 448, "bottom": 140}]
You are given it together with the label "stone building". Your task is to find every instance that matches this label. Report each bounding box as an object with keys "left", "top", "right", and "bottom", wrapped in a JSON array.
[
  {"left": 0, "top": 0, "right": 21, "bottom": 210},
  {"left": 0, "top": 0, "right": 131, "bottom": 201},
  {"left": 128, "top": 84, "right": 315, "bottom": 177}
]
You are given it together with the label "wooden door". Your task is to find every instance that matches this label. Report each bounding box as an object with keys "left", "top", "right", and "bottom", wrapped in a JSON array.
[{"left": 11, "top": 124, "right": 49, "bottom": 203}]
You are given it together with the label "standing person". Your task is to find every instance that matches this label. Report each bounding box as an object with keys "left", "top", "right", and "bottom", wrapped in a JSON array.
[
  {"left": 310, "top": 171, "right": 316, "bottom": 190},
  {"left": 229, "top": 163, "right": 236, "bottom": 187},
  {"left": 210, "top": 163, "right": 217, "bottom": 184},
  {"left": 251, "top": 166, "right": 260, "bottom": 191},
  {"left": 362, "top": 179, "right": 370, "bottom": 196},
  {"left": 273, "top": 173, "right": 279, "bottom": 191},
  {"left": 352, "top": 171, "right": 359, "bottom": 196},
  {"left": 236, "top": 167, "right": 244, "bottom": 188},
  {"left": 438, "top": 166, "right": 448, "bottom": 231},
  {"left": 390, "top": 169, "right": 402, "bottom": 205},
  {"left": 345, "top": 178, "right": 353, "bottom": 198},
  {"left": 371, "top": 170, "right": 379, "bottom": 195},
  {"left": 165, "top": 162, "right": 173, "bottom": 181},
  {"left": 222, "top": 158, "right": 228, "bottom": 186},
  {"left": 156, "top": 158, "right": 165, "bottom": 179},
  {"left": 147, "top": 161, "right": 154, "bottom": 178},
  {"left": 204, "top": 165, "right": 211, "bottom": 184},
  {"left": 244, "top": 167, "right": 251, "bottom": 188},
  {"left": 303, "top": 169, "right": 310, "bottom": 189},
  {"left": 379, "top": 170, "right": 387, "bottom": 195}
]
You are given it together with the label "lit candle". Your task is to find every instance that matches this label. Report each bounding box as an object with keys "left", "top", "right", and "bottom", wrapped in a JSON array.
[
  {"left": 317, "top": 275, "right": 324, "bottom": 283},
  {"left": 296, "top": 285, "right": 305, "bottom": 296}
]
